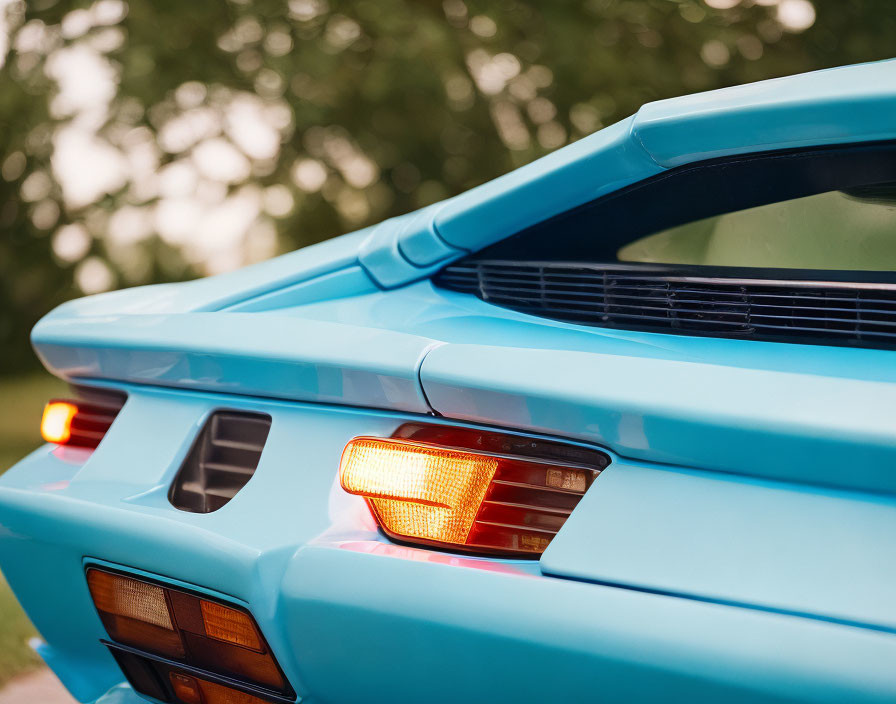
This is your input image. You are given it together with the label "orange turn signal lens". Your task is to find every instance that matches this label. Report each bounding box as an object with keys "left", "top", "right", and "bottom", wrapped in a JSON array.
[
  {"left": 339, "top": 426, "right": 609, "bottom": 556},
  {"left": 41, "top": 402, "right": 78, "bottom": 444},
  {"left": 340, "top": 437, "right": 498, "bottom": 546},
  {"left": 200, "top": 600, "right": 263, "bottom": 652}
]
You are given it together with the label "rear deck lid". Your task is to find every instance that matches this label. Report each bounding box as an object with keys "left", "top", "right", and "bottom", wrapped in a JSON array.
[{"left": 419, "top": 337, "right": 896, "bottom": 632}]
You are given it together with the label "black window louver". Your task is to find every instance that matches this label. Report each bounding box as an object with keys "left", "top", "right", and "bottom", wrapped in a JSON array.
[
  {"left": 169, "top": 411, "right": 271, "bottom": 513},
  {"left": 433, "top": 260, "right": 896, "bottom": 350}
]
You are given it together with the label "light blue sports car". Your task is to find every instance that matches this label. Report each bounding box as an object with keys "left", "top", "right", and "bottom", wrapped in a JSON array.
[{"left": 2, "top": 59, "right": 896, "bottom": 704}]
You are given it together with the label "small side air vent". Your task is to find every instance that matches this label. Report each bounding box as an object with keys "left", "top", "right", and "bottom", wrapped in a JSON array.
[
  {"left": 434, "top": 260, "right": 896, "bottom": 349},
  {"left": 170, "top": 411, "right": 271, "bottom": 513}
]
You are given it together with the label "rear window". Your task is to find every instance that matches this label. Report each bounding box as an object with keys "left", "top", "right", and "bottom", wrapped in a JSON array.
[
  {"left": 618, "top": 186, "right": 896, "bottom": 271},
  {"left": 476, "top": 142, "right": 896, "bottom": 281}
]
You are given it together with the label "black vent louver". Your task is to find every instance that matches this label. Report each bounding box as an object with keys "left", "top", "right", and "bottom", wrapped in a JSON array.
[
  {"left": 170, "top": 411, "right": 271, "bottom": 513},
  {"left": 434, "top": 261, "right": 896, "bottom": 349}
]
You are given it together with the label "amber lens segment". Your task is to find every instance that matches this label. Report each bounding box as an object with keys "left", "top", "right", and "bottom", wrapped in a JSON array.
[
  {"left": 195, "top": 678, "right": 269, "bottom": 704},
  {"left": 41, "top": 402, "right": 78, "bottom": 444},
  {"left": 87, "top": 569, "right": 185, "bottom": 658},
  {"left": 88, "top": 570, "right": 174, "bottom": 630},
  {"left": 200, "top": 601, "right": 263, "bottom": 652},
  {"left": 169, "top": 671, "right": 271, "bottom": 704},
  {"left": 170, "top": 673, "right": 204, "bottom": 704},
  {"left": 340, "top": 437, "right": 499, "bottom": 545}
]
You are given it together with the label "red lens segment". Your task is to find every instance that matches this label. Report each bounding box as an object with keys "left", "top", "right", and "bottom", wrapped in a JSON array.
[{"left": 41, "top": 396, "right": 123, "bottom": 449}]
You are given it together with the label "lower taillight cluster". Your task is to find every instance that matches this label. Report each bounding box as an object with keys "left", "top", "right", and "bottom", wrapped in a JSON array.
[
  {"left": 340, "top": 423, "right": 609, "bottom": 556},
  {"left": 87, "top": 569, "right": 293, "bottom": 704}
]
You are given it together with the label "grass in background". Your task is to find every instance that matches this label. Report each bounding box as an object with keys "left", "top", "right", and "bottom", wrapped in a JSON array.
[
  {"left": 0, "top": 373, "right": 67, "bottom": 472},
  {"left": 0, "top": 574, "right": 40, "bottom": 686},
  {"left": 0, "top": 372, "right": 67, "bottom": 686}
]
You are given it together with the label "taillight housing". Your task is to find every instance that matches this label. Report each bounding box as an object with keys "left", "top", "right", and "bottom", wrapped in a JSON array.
[
  {"left": 339, "top": 423, "right": 608, "bottom": 557},
  {"left": 86, "top": 568, "right": 293, "bottom": 702},
  {"left": 41, "top": 395, "right": 123, "bottom": 449}
]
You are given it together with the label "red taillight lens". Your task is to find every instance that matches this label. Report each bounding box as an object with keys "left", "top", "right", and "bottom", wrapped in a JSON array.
[
  {"left": 41, "top": 397, "right": 122, "bottom": 448},
  {"left": 87, "top": 569, "right": 289, "bottom": 696},
  {"left": 339, "top": 424, "right": 608, "bottom": 556}
]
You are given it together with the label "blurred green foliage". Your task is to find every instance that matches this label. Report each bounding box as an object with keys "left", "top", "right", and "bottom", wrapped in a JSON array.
[{"left": 1, "top": 0, "right": 894, "bottom": 375}]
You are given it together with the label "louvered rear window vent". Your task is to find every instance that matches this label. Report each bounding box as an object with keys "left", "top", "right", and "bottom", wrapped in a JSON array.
[
  {"left": 434, "top": 261, "right": 896, "bottom": 350},
  {"left": 169, "top": 411, "right": 271, "bottom": 513}
]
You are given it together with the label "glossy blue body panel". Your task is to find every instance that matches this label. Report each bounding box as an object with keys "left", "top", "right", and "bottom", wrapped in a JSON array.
[
  {"left": 633, "top": 59, "right": 896, "bottom": 167},
  {"left": 40, "top": 229, "right": 372, "bottom": 319},
  {"left": 542, "top": 462, "right": 896, "bottom": 632},
  {"left": 430, "top": 117, "right": 661, "bottom": 251},
  {"left": 274, "top": 280, "right": 896, "bottom": 495},
  {"left": 35, "top": 277, "right": 896, "bottom": 493},
  {"left": 282, "top": 544, "right": 896, "bottom": 704},
  {"left": 34, "top": 311, "right": 436, "bottom": 413},
  {"left": 357, "top": 203, "right": 464, "bottom": 287},
  {"left": 417, "top": 322, "right": 896, "bottom": 495},
  {"left": 7, "top": 61, "right": 896, "bottom": 703},
  {"left": 1, "top": 385, "right": 895, "bottom": 704}
]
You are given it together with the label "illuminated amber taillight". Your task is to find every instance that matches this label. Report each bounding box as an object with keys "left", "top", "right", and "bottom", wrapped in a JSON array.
[
  {"left": 341, "top": 437, "right": 498, "bottom": 545},
  {"left": 41, "top": 396, "right": 123, "bottom": 449},
  {"left": 87, "top": 569, "right": 291, "bottom": 699},
  {"left": 339, "top": 424, "right": 608, "bottom": 556},
  {"left": 40, "top": 402, "right": 78, "bottom": 444}
]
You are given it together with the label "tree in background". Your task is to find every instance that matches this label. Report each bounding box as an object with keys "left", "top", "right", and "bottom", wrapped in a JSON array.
[{"left": 0, "top": 0, "right": 892, "bottom": 373}]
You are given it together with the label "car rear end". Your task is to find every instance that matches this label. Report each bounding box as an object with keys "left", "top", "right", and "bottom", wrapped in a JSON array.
[
  {"left": 6, "top": 375, "right": 896, "bottom": 704},
  {"left": 3, "top": 60, "right": 896, "bottom": 704}
]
